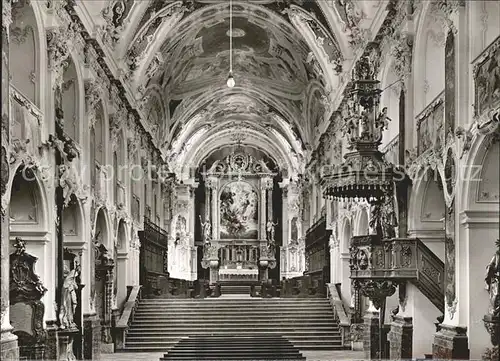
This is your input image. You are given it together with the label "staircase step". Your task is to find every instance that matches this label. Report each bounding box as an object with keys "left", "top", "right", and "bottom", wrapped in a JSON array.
[
  {"left": 158, "top": 335, "right": 305, "bottom": 361},
  {"left": 125, "top": 296, "right": 343, "bottom": 352},
  {"left": 127, "top": 330, "right": 339, "bottom": 335}
]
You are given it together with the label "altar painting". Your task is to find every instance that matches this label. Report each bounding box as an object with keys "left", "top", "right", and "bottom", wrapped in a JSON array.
[{"left": 220, "top": 182, "right": 258, "bottom": 239}]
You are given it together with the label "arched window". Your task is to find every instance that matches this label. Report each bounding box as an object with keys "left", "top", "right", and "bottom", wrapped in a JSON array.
[{"left": 10, "top": 1, "right": 39, "bottom": 106}]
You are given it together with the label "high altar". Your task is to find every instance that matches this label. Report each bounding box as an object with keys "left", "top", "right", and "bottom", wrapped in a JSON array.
[
  {"left": 167, "top": 150, "right": 306, "bottom": 284},
  {"left": 201, "top": 151, "right": 278, "bottom": 283}
]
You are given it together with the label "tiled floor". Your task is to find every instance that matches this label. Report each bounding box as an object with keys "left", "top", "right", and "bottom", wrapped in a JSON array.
[{"left": 101, "top": 350, "right": 365, "bottom": 361}]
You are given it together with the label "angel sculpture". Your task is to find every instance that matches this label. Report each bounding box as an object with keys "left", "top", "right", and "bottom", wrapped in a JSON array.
[
  {"left": 374, "top": 107, "right": 391, "bottom": 142},
  {"left": 59, "top": 164, "right": 78, "bottom": 207}
]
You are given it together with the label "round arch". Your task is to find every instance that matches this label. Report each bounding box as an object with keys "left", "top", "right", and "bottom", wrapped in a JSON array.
[
  {"left": 460, "top": 131, "right": 500, "bottom": 210},
  {"left": 340, "top": 216, "right": 352, "bottom": 254},
  {"left": 7, "top": 165, "right": 50, "bottom": 234},
  {"left": 62, "top": 196, "right": 85, "bottom": 241},
  {"left": 9, "top": 0, "right": 47, "bottom": 110},
  {"left": 354, "top": 207, "right": 369, "bottom": 236},
  {"left": 93, "top": 206, "right": 112, "bottom": 249},
  {"left": 412, "top": 1, "right": 447, "bottom": 117}
]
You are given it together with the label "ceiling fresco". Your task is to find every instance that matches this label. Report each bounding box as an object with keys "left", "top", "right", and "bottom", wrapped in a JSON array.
[{"left": 92, "top": 0, "right": 377, "bottom": 175}]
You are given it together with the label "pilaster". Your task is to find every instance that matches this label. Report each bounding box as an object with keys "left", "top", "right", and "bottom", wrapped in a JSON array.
[
  {"left": 363, "top": 311, "right": 380, "bottom": 360},
  {"left": 83, "top": 314, "right": 101, "bottom": 361},
  {"left": 388, "top": 315, "right": 413, "bottom": 360},
  {"left": 1, "top": 4, "right": 19, "bottom": 358},
  {"left": 432, "top": 324, "right": 469, "bottom": 359}
]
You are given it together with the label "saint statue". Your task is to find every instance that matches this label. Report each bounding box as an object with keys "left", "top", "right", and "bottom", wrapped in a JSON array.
[
  {"left": 199, "top": 215, "right": 212, "bottom": 246},
  {"left": 485, "top": 239, "right": 500, "bottom": 317},
  {"left": 59, "top": 263, "right": 80, "bottom": 330},
  {"left": 266, "top": 219, "right": 278, "bottom": 242},
  {"left": 369, "top": 201, "right": 383, "bottom": 237}
]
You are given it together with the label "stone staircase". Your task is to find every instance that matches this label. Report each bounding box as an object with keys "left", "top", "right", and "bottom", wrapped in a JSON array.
[
  {"left": 124, "top": 298, "right": 343, "bottom": 353},
  {"left": 220, "top": 284, "right": 251, "bottom": 295},
  {"left": 159, "top": 335, "right": 306, "bottom": 360}
]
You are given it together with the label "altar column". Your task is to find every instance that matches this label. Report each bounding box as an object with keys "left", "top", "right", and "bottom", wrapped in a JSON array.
[
  {"left": 189, "top": 183, "right": 198, "bottom": 280},
  {"left": 267, "top": 181, "right": 273, "bottom": 222},
  {"left": 280, "top": 183, "right": 289, "bottom": 278},
  {"left": 259, "top": 179, "right": 267, "bottom": 240},
  {"left": 207, "top": 177, "right": 218, "bottom": 240}
]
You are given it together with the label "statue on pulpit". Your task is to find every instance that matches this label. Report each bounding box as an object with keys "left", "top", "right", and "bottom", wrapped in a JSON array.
[
  {"left": 266, "top": 219, "right": 278, "bottom": 242},
  {"left": 485, "top": 239, "right": 500, "bottom": 317},
  {"left": 199, "top": 215, "right": 212, "bottom": 247}
]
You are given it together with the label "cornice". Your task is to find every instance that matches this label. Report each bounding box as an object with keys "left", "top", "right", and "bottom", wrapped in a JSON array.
[{"left": 460, "top": 210, "right": 500, "bottom": 226}]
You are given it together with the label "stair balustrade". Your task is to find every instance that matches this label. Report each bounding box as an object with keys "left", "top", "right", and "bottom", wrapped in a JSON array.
[
  {"left": 327, "top": 283, "right": 351, "bottom": 348},
  {"left": 114, "top": 285, "right": 142, "bottom": 350}
]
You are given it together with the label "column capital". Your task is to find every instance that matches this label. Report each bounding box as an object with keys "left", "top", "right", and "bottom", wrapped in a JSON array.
[
  {"left": 261, "top": 177, "right": 273, "bottom": 190},
  {"left": 205, "top": 176, "right": 218, "bottom": 190}
]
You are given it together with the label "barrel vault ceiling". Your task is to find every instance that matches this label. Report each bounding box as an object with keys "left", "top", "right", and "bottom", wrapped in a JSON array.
[{"left": 80, "top": 0, "right": 382, "bottom": 177}]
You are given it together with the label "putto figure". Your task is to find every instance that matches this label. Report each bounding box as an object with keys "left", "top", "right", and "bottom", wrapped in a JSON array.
[{"left": 266, "top": 219, "right": 278, "bottom": 242}]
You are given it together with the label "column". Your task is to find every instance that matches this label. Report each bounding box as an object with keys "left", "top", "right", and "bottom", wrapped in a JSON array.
[
  {"left": 207, "top": 177, "right": 218, "bottom": 239},
  {"left": 329, "top": 233, "right": 340, "bottom": 284},
  {"left": 267, "top": 182, "right": 273, "bottom": 222},
  {"left": 280, "top": 185, "right": 288, "bottom": 278},
  {"left": 189, "top": 184, "right": 197, "bottom": 280},
  {"left": 432, "top": 7, "right": 469, "bottom": 358},
  {"left": 259, "top": 179, "right": 267, "bottom": 240},
  {"left": 1, "top": 5, "right": 19, "bottom": 359}
]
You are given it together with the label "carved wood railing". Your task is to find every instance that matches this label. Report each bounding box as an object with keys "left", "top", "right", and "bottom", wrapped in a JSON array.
[
  {"left": 350, "top": 235, "right": 444, "bottom": 313},
  {"left": 385, "top": 238, "right": 444, "bottom": 313},
  {"left": 327, "top": 283, "right": 351, "bottom": 348},
  {"left": 114, "top": 285, "right": 142, "bottom": 350}
]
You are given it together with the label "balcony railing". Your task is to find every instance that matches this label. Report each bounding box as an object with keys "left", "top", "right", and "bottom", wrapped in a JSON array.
[
  {"left": 10, "top": 86, "right": 42, "bottom": 154},
  {"left": 416, "top": 91, "right": 445, "bottom": 157},
  {"left": 472, "top": 35, "right": 500, "bottom": 119}
]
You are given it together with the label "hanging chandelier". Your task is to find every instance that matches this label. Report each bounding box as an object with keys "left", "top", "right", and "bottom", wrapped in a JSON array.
[{"left": 226, "top": 0, "right": 235, "bottom": 88}]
